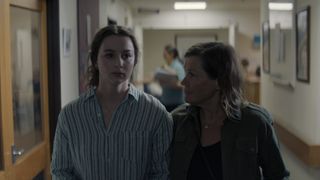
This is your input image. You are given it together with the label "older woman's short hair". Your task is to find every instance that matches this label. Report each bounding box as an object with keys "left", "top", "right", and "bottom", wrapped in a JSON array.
[{"left": 184, "top": 42, "right": 244, "bottom": 118}]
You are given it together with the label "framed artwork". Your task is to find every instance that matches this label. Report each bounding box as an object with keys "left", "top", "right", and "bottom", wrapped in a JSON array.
[
  {"left": 62, "top": 28, "right": 71, "bottom": 57},
  {"left": 262, "top": 21, "right": 270, "bottom": 73},
  {"left": 296, "top": 6, "right": 310, "bottom": 83}
]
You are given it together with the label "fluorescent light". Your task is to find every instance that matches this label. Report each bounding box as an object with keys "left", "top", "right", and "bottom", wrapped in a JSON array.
[
  {"left": 268, "top": 2, "right": 293, "bottom": 10},
  {"left": 174, "top": 2, "right": 207, "bottom": 10}
]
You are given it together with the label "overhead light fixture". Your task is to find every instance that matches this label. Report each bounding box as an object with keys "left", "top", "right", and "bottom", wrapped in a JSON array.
[
  {"left": 268, "top": 2, "right": 293, "bottom": 10},
  {"left": 174, "top": 1, "right": 207, "bottom": 10}
]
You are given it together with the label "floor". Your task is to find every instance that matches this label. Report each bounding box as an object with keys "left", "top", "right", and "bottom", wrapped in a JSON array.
[{"left": 280, "top": 142, "right": 320, "bottom": 180}]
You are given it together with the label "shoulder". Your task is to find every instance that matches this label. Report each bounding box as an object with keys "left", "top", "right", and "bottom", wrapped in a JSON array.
[
  {"left": 171, "top": 104, "right": 189, "bottom": 117},
  {"left": 239, "top": 103, "right": 274, "bottom": 137},
  {"left": 61, "top": 92, "right": 89, "bottom": 113},
  {"left": 136, "top": 90, "right": 173, "bottom": 128},
  {"left": 136, "top": 88, "right": 167, "bottom": 110},
  {"left": 171, "top": 104, "right": 192, "bottom": 126},
  {"left": 241, "top": 103, "right": 273, "bottom": 125},
  {"left": 58, "top": 90, "right": 93, "bottom": 123},
  {"left": 134, "top": 88, "right": 171, "bottom": 123}
]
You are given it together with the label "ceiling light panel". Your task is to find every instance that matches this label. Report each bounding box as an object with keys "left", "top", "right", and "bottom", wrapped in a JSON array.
[
  {"left": 174, "top": 2, "right": 207, "bottom": 10},
  {"left": 268, "top": 2, "right": 293, "bottom": 11}
]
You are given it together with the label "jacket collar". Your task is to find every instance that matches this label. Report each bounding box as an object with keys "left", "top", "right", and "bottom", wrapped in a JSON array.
[{"left": 186, "top": 104, "right": 242, "bottom": 123}]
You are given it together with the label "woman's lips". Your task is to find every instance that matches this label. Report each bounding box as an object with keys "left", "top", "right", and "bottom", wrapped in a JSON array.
[{"left": 112, "top": 72, "right": 125, "bottom": 78}]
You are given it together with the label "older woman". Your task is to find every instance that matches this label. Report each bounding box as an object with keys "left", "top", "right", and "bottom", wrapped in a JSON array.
[{"left": 170, "top": 42, "right": 289, "bottom": 180}]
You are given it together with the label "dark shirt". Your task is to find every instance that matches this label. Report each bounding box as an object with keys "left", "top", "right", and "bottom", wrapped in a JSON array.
[{"left": 187, "top": 142, "right": 223, "bottom": 180}]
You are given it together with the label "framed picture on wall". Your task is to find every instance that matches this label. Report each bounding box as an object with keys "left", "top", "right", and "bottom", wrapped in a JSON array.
[
  {"left": 62, "top": 28, "right": 71, "bottom": 57},
  {"left": 262, "top": 21, "right": 270, "bottom": 73},
  {"left": 296, "top": 6, "right": 310, "bottom": 83}
]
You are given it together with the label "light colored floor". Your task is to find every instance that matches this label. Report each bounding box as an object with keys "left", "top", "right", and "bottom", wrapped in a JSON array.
[{"left": 280, "top": 142, "right": 320, "bottom": 180}]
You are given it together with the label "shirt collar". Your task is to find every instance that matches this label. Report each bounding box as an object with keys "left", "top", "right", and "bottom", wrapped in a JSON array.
[
  {"left": 84, "top": 87, "right": 95, "bottom": 101},
  {"left": 127, "top": 84, "right": 140, "bottom": 102},
  {"left": 84, "top": 84, "right": 140, "bottom": 102}
]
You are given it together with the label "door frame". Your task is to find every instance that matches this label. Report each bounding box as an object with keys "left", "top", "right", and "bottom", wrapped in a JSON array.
[
  {"left": 0, "top": 0, "right": 51, "bottom": 179},
  {"left": 46, "top": 0, "right": 61, "bottom": 155}
]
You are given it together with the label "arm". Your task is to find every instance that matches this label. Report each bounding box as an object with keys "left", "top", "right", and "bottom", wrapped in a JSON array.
[
  {"left": 258, "top": 114, "right": 290, "bottom": 180},
  {"left": 157, "top": 64, "right": 185, "bottom": 90},
  {"left": 147, "top": 111, "right": 173, "bottom": 180},
  {"left": 158, "top": 78, "right": 184, "bottom": 90},
  {"left": 51, "top": 110, "right": 77, "bottom": 180},
  {"left": 168, "top": 62, "right": 185, "bottom": 90}
]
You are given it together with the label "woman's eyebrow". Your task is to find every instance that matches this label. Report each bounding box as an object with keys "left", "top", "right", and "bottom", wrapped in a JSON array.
[{"left": 103, "top": 49, "right": 114, "bottom": 53}]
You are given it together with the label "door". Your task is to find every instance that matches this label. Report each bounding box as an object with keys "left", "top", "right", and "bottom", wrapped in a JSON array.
[{"left": 0, "top": 0, "right": 50, "bottom": 179}]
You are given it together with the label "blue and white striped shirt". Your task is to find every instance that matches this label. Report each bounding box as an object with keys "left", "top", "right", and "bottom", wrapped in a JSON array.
[{"left": 51, "top": 85, "right": 173, "bottom": 180}]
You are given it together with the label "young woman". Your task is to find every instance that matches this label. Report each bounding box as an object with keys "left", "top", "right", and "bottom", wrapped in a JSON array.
[{"left": 51, "top": 25, "right": 173, "bottom": 180}]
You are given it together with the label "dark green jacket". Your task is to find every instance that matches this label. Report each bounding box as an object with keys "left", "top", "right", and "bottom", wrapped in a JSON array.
[{"left": 170, "top": 103, "right": 289, "bottom": 180}]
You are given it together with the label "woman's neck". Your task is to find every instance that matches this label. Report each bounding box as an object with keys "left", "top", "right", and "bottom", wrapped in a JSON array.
[
  {"left": 96, "top": 81, "right": 129, "bottom": 104},
  {"left": 199, "top": 98, "right": 226, "bottom": 126},
  {"left": 198, "top": 91, "right": 221, "bottom": 112}
]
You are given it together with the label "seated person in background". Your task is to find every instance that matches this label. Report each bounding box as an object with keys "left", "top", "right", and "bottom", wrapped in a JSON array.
[
  {"left": 170, "top": 42, "right": 289, "bottom": 180},
  {"left": 155, "top": 44, "right": 185, "bottom": 112}
]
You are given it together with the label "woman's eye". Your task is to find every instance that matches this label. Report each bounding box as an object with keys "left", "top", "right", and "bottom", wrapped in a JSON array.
[
  {"left": 122, "top": 53, "right": 133, "bottom": 60},
  {"left": 104, "top": 53, "right": 113, "bottom": 58}
]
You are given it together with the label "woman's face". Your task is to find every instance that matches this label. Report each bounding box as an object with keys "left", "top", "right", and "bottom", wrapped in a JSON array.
[
  {"left": 163, "top": 49, "right": 173, "bottom": 63},
  {"left": 182, "top": 56, "right": 220, "bottom": 106},
  {"left": 96, "top": 35, "right": 135, "bottom": 86}
]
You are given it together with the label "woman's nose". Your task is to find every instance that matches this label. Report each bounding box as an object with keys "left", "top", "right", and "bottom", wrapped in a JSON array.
[{"left": 115, "top": 55, "right": 124, "bottom": 67}]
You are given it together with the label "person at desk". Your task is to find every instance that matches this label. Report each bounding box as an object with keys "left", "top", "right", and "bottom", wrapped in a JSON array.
[
  {"left": 170, "top": 42, "right": 289, "bottom": 180},
  {"left": 51, "top": 25, "right": 173, "bottom": 180},
  {"left": 156, "top": 44, "right": 185, "bottom": 112}
]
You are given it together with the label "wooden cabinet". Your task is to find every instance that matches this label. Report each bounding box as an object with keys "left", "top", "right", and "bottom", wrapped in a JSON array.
[{"left": 243, "top": 78, "right": 260, "bottom": 104}]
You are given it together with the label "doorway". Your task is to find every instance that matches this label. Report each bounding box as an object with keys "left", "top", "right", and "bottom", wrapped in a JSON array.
[{"left": 0, "top": 0, "right": 50, "bottom": 179}]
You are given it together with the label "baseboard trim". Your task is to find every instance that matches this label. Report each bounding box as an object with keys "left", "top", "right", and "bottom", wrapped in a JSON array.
[{"left": 274, "top": 122, "right": 320, "bottom": 167}]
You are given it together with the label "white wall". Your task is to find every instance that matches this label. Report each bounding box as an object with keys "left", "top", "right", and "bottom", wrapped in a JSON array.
[
  {"left": 58, "top": 0, "right": 135, "bottom": 106},
  {"left": 134, "top": 9, "right": 261, "bottom": 76},
  {"left": 59, "top": 0, "right": 79, "bottom": 107},
  {"left": 132, "top": 26, "right": 144, "bottom": 90},
  {"left": 260, "top": 0, "right": 320, "bottom": 145},
  {"left": 143, "top": 29, "right": 228, "bottom": 79},
  {"left": 260, "top": 0, "right": 320, "bottom": 176}
]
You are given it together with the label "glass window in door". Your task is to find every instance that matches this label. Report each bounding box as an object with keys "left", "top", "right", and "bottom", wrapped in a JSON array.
[{"left": 10, "top": 6, "right": 42, "bottom": 157}]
